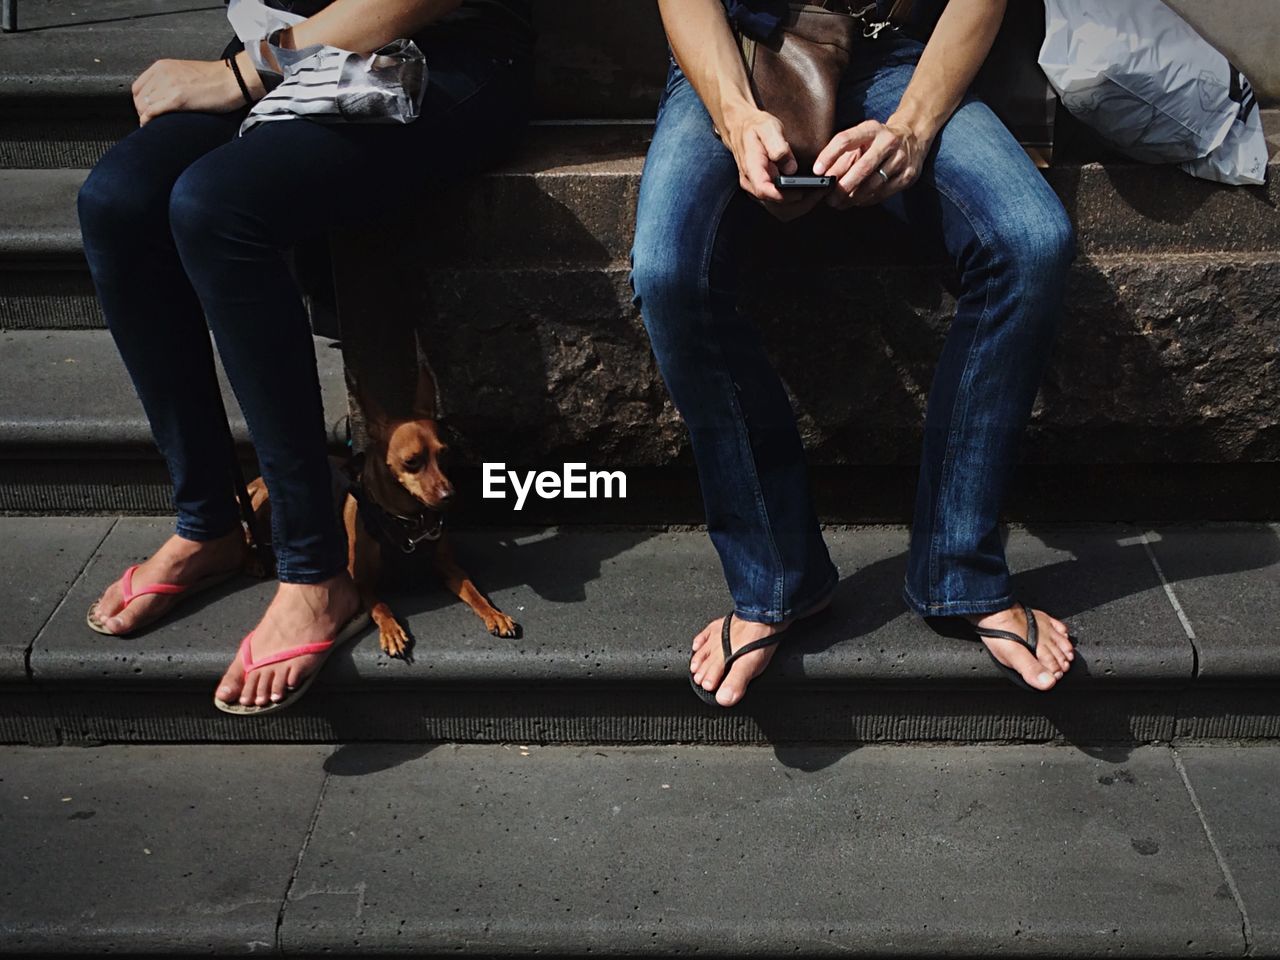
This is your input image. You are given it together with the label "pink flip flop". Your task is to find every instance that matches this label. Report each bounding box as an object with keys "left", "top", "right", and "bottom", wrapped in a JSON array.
[
  {"left": 86, "top": 563, "right": 239, "bottom": 636},
  {"left": 213, "top": 609, "right": 371, "bottom": 717}
]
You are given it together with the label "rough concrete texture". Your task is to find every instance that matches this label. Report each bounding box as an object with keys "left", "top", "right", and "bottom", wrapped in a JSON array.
[
  {"left": 30, "top": 516, "right": 280, "bottom": 685},
  {"left": 0, "top": 742, "right": 1266, "bottom": 955},
  {"left": 0, "top": 516, "right": 110, "bottom": 681},
  {"left": 1176, "top": 745, "right": 1280, "bottom": 956},
  {"left": 282, "top": 744, "right": 1243, "bottom": 956},
  {"left": 0, "top": 169, "right": 85, "bottom": 257},
  {"left": 344, "top": 127, "right": 1280, "bottom": 270},
  {"left": 0, "top": 0, "right": 230, "bottom": 101},
  {"left": 35, "top": 685, "right": 1182, "bottom": 747},
  {"left": 330, "top": 252, "right": 1280, "bottom": 471},
  {"left": 0, "top": 329, "right": 349, "bottom": 450},
  {"left": 32, "top": 522, "right": 1193, "bottom": 690},
  {"left": 1145, "top": 525, "right": 1280, "bottom": 679},
  {"left": 0, "top": 743, "right": 331, "bottom": 954},
  {"left": 17, "top": 521, "right": 1253, "bottom": 744}
]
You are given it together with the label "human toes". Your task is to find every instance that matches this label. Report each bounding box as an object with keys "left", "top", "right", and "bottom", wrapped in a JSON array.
[
  {"left": 236, "top": 670, "right": 261, "bottom": 706},
  {"left": 1047, "top": 616, "right": 1075, "bottom": 659},
  {"left": 215, "top": 658, "right": 246, "bottom": 704},
  {"left": 690, "top": 620, "right": 722, "bottom": 672},
  {"left": 1035, "top": 641, "right": 1067, "bottom": 678},
  {"left": 989, "top": 638, "right": 1057, "bottom": 690},
  {"left": 1034, "top": 611, "right": 1073, "bottom": 668},
  {"left": 694, "top": 645, "right": 727, "bottom": 692},
  {"left": 691, "top": 620, "right": 716, "bottom": 653},
  {"left": 715, "top": 648, "right": 771, "bottom": 707},
  {"left": 101, "top": 594, "right": 169, "bottom": 635},
  {"left": 268, "top": 666, "right": 290, "bottom": 704},
  {"left": 90, "top": 582, "right": 122, "bottom": 621}
]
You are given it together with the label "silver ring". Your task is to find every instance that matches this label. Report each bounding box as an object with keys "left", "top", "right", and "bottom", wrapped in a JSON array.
[{"left": 877, "top": 167, "right": 890, "bottom": 183}]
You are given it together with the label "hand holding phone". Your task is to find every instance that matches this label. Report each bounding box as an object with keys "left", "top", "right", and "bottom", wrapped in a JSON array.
[{"left": 774, "top": 175, "right": 834, "bottom": 189}]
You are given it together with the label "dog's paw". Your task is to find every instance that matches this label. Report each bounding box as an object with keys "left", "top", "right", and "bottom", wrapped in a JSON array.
[
  {"left": 379, "top": 619, "right": 411, "bottom": 659},
  {"left": 486, "top": 612, "right": 520, "bottom": 639}
]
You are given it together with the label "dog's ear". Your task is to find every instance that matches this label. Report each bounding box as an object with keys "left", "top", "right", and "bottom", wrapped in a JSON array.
[
  {"left": 410, "top": 356, "right": 440, "bottom": 421},
  {"left": 347, "top": 368, "right": 391, "bottom": 440}
]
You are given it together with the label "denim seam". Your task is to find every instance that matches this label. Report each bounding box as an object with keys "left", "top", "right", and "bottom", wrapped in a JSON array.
[
  {"left": 696, "top": 186, "right": 787, "bottom": 619},
  {"left": 923, "top": 174, "right": 997, "bottom": 609},
  {"left": 734, "top": 565, "right": 838, "bottom": 625},
  {"left": 903, "top": 579, "right": 1014, "bottom": 619}
]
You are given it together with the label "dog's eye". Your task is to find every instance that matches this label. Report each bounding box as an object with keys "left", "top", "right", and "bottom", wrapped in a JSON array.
[{"left": 403, "top": 457, "right": 424, "bottom": 472}]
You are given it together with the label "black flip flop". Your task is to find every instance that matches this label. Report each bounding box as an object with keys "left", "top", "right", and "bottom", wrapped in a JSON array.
[
  {"left": 970, "top": 600, "right": 1048, "bottom": 692},
  {"left": 689, "top": 611, "right": 784, "bottom": 707}
]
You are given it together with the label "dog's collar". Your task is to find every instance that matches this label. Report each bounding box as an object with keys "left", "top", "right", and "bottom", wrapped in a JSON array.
[{"left": 346, "top": 453, "right": 444, "bottom": 554}]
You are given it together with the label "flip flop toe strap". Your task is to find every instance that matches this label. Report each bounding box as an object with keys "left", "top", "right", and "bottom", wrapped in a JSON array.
[
  {"left": 972, "top": 601, "right": 1039, "bottom": 653},
  {"left": 239, "top": 631, "right": 336, "bottom": 675},
  {"left": 120, "top": 563, "right": 188, "bottom": 606},
  {"left": 720, "top": 611, "right": 784, "bottom": 674}
]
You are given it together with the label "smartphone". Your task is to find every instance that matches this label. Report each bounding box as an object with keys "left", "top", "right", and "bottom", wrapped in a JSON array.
[{"left": 774, "top": 175, "right": 834, "bottom": 189}]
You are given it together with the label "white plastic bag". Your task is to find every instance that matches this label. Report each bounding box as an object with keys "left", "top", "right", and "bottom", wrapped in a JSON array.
[
  {"left": 227, "top": 0, "right": 428, "bottom": 135},
  {"left": 1039, "top": 0, "right": 1268, "bottom": 185},
  {"left": 1183, "top": 74, "right": 1268, "bottom": 186}
]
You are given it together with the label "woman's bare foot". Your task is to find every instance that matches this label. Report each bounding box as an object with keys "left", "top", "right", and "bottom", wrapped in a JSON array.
[
  {"left": 214, "top": 572, "right": 362, "bottom": 708},
  {"left": 967, "top": 605, "right": 1074, "bottom": 691},
  {"left": 689, "top": 595, "right": 833, "bottom": 707},
  {"left": 690, "top": 615, "right": 789, "bottom": 708},
  {"left": 88, "top": 529, "right": 246, "bottom": 635}
]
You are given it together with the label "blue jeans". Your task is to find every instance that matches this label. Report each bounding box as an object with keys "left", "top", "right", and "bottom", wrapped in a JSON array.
[
  {"left": 78, "top": 27, "right": 531, "bottom": 583},
  {"left": 630, "top": 35, "right": 1075, "bottom": 622}
]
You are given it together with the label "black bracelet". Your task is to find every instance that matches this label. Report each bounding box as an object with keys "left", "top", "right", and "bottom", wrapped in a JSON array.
[{"left": 225, "top": 55, "right": 253, "bottom": 106}]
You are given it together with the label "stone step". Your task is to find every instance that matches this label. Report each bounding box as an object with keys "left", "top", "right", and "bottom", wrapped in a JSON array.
[
  {"left": 0, "top": 327, "right": 348, "bottom": 450},
  {"left": 1, "top": 119, "right": 1276, "bottom": 330},
  {"left": 0, "top": 329, "right": 349, "bottom": 513},
  {"left": 3, "top": 246, "right": 1279, "bottom": 518},
  {"left": 1, "top": 740, "right": 1275, "bottom": 955},
  {"left": 2, "top": 120, "right": 1277, "bottom": 287},
  {"left": 4, "top": 517, "right": 1279, "bottom": 745}
]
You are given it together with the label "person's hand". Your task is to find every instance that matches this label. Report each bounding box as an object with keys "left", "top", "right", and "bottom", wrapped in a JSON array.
[
  {"left": 132, "top": 59, "right": 249, "bottom": 125},
  {"left": 813, "top": 116, "right": 928, "bottom": 210},
  {"left": 722, "top": 105, "right": 825, "bottom": 222}
]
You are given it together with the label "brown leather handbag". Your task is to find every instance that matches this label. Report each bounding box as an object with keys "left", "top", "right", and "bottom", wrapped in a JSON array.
[{"left": 737, "top": 1, "right": 915, "bottom": 169}]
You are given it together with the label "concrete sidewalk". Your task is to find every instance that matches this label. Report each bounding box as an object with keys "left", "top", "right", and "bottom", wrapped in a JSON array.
[
  {"left": 0, "top": 741, "right": 1274, "bottom": 956},
  {"left": 2, "top": 519, "right": 1279, "bottom": 744}
]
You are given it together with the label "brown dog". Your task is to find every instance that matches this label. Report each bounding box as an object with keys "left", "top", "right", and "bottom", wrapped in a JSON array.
[{"left": 246, "top": 363, "right": 518, "bottom": 657}]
